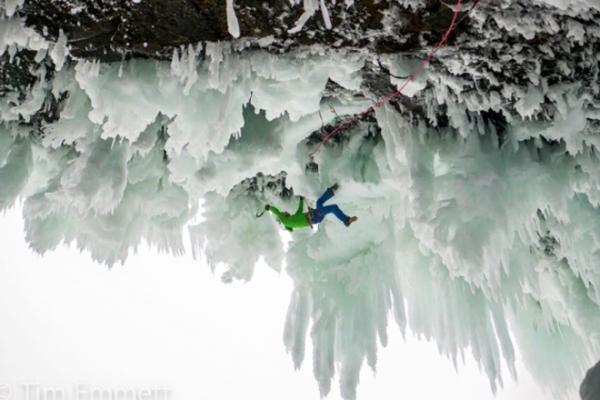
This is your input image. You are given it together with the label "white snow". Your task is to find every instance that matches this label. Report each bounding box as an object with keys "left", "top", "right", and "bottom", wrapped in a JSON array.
[
  {"left": 536, "top": 0, "right": 600, "bottom": 13},
  {"left": 514, "top": 84, "right": 544, "bottom": 120},
  {"left": 289, "top": 0, "right": 318, "bottom": 34},
  {"left": 0, "top": 14, "right": 51, "bottom": 57},
  {"left": 1, "top": 0, "right": 24, "bottom": 17},
  {"left": 382, "top": 55, "right": 429, "bottom": 98},
  {"left": 289, "top": 0, "right": 337, "bottom": 34},
  {"left": 49, "top": 29, "right": 69, "bottom": 71}
]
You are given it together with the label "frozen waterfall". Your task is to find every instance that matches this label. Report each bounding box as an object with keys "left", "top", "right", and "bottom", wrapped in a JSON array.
[{"left": 2, "top": 2, "right": 600, "bottom": 399}]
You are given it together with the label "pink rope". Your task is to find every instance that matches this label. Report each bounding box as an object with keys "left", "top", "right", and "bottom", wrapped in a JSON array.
[{"left": 309, "top": 0, "right": 464, "bottom": 159}]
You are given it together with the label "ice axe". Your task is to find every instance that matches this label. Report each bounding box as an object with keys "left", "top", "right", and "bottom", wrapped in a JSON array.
[{"left": 256, "top": 203, "right": 270, "bottom": 218}]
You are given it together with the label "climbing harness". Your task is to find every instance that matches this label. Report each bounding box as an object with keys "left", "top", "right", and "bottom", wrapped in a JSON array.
[
  {"left": 308, "top": 0, "right": 482, "bottom": 161},
  {"left": 306, "top": 208, "right": 323, "bottom": 225}
]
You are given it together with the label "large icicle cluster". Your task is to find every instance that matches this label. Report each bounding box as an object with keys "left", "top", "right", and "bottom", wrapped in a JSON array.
[
  {"left": 0, "top": 23, "right": 365, "bottom": 263},
  {"left": 2, "top": 1, "right": 600, "bottom": 399}
]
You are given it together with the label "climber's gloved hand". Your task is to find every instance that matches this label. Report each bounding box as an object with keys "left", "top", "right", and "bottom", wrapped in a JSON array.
[{"left": 265, "top": 204, "right": 270, "bottom": 211}]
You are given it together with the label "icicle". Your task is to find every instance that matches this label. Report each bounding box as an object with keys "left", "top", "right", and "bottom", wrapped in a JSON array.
[
  {"left": 49, "top": 29, "right": 68, "bottom": 71},
  {"left": 283, "top": 287, "right": 311, "bottom": 369},
  {"left": 3, "top": 0, "right": 25, "bottom": 17},
  {"left": 226, "top": 0, "right": 241, "bottom": 38},
  {"left": 288, "top": 0, "right": 318, "bottom": 34},
  {"left": 320, "top": 0, "right": 332, "bottom": 29}
]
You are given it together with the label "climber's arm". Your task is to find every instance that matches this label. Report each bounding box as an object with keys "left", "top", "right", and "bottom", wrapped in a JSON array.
[
  {"left": 294, "top": 196, "right": 304, "bottom": 215},
  {"left": 268, "top": 205, "right": 286, "bottom": 221}
]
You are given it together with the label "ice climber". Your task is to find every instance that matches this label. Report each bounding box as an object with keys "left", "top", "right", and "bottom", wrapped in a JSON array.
[{"left": 264, "top": 184, "right": 358, "bottom": 231}]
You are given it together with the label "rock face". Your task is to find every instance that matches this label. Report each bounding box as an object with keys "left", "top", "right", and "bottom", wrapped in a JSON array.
[
  {"left": 581, "top": 361, "right": 600, "bottom": 400},
  {"left": 13, "top": 0, "right": 600, "bottom": 135},
  {"left": 20, "top": 0, "right": 470, "bottom": 59}
]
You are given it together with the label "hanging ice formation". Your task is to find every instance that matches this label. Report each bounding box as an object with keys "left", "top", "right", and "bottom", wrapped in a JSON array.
[{"left": 2, "top": 0, "right": 600, "bottom": 399}]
